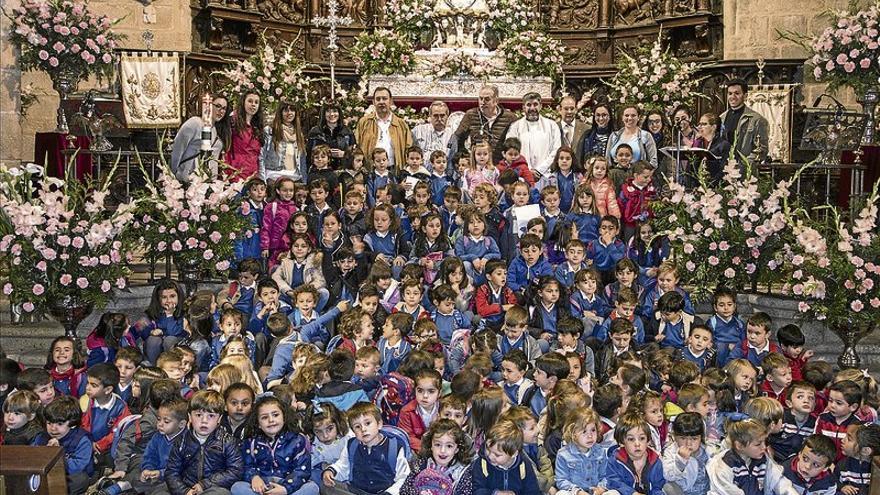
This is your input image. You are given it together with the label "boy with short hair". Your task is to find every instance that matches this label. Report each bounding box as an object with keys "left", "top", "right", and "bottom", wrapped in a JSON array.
[
  {"left": 354, "top": 346, "right": 382, "bottom": 401},
  {"left": 249, "top": 278, "right": 292, "bottom": 338},
  {"left": 440, "top": 186, "right": 462, "bottom": 237},
  {"left": 497, "top": 136, "right": 536, "bottom": 186},
  {"left": 439, "top": 394, "right": 468, "bottom": 428},
  {"left": 618, "top": 160, "right": 657, "bottom": 243},
  {"left": 429, "top": 149, "right": 452, "bottom": 205},
  {"left": 221, "top": 382, "right": 254, "bottom": 439},
  {"left": 341, "top": 190, "right": 368, "bottom": 238},
  {"left": 654, "top": 290, "right": 701, "bottom": 349},
  {"left": 676, "top": 324, "right": 716, "bottom": 372},
  {"left": 327, "top": 247, "right": 369, "bottom": 307},
  {"left": 781, "top": 434, "right": 837, "bottom": 495},
  {"left": 316, "top": 348, "right": 370, "bottom": 411},
  {"left": 290, "top": 284, "right": 350, "bottom": 348},
  {"left": 378, "top": 312, "right": 414, "bottom": 375},
  {"left": 264, "top": 313, "right": 304, "bottom": 387},
  {"left": 507, "top": 233, "right": 554, "bottom": 295},
  {"left": 539, "top": 185, "right": 564, "bottom": 237},
  {"left": 730, "top": 311, "right": 780, "bottom": 368},
  {"left": 16, "top": 367, "right": 56, "bottom": 405},
  {"left": 773, "top": 381, "right": 819, "bottom": 462},
  {"left": 595, "top": 287, "right": 645, "bottom": 344},
  {"left": 496, "top": 305, "right": 542, "bottom": 366},
  {"left": 596, "top": 319, "right": 636, "bottom": 383},
  {"left": 474, "top": 260, "right": 517, "bottom": 332},
  {"left": 218, "top": 258, "right": 262, "bottom": 318},
  {"left": 305, "top": 178, "right": 334, "bottom": 237},
  {"left": 82, "top": 363, "right": 131, "bottom": 455},
  {"left": 521, "top": 353, "right": 569, "bottom": 418},
  {"left": 550, "top": 317, "right": 595, "bottom": 377},
  {"left": 34, "top": 396, "right": 94, "bottom": 494},
  {"left": 323, "top": 402, "right": 410, "bottom": 495},
  {"left": 594, "top": 383, "right": 624, "bottom": 447},
  {"left": 815, "top": 379, "right": 864, "bottom": 460},
  {"left": 803, "top": 361, "right": 834, "bottom": 415},
  {"left": 429, "top": 284, "right": 470, "bottom": 346},
  {"left": 554, "top": 239, "right": 589, "bottom": 288},
  {"left": 500, "top": 349, "right": 533, "bottom": 405},
  {"left": 114, "top": 347, "right": 143, "bottom": 405},
  {"left": 472, "top": 419, "right": 541, "bottom": 495},
  {"left": 707, "top": 287, "right": 745, "bottom": 367},
  {"left": 160, "top": 390, "right": 244, "bottom": 495},
  {"left": 777, "top": 323, "right": 814, "bottom": 382},
  {"left": 760, "top": 352, "right": 793, "bottom": 403},
  {"left": 585, "top": 215, "right": 627, "bottom": 282}
]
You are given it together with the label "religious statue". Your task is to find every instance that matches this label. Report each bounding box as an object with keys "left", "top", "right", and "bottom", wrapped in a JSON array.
[{"left": 434, "top": 0, "right": 489, "bottom": 48}]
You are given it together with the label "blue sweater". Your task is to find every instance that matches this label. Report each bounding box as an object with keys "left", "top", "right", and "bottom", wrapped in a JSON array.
[
  {"left": 604, "top": 445, "right": 665, "bottom": 495},
  {"left": 639, "top": 287, "right": 695, "bottom": 320},
  {"left": 142, "top": 429, "right": 185, "bottom": 474},
  {"left": 248, "top": 301, "right": 293, "bottom": 337},
  {"left": 84, "top": 394, "right": 129, "bottom": 445},
  {"left": 566, "top": 212, "right": 600, "bottom": 244},
  {"left": 507, "top": 255, "right": 554, "bottom": 293},
  {"left": 595, "top": 314, "right": 646, "bottom": 343},
  {"left": 472, "top": 453, "right": 541, "bottom": 495},
  {"left": 315, "top": 380, "right": 370, "bottom": 412},
  {"left": 210, "top": 332, "right": 257, "bottom": 367},
  {"left": 234, "top": 199, "right": 264, "bottom": 263},
  {"left": 265, "top": 332, "right": 303, "bottom": 384},
  {"left": 586, "top": 238, "right": 626, "bottom": 272},
  {"left": 430, "top": 308, "right": 470, "bottom": 345},
  {"left": 554, "top": 261, "right": 588, "bottom": 288},
  {"left": 454, "top": 235, "right": 501, "bottom": 262},
  {"left": 34, "top": 428, "right": 94, "bottom": 477},
  {"left": 242, "top": 431, "right": 312, "bottom": 495},
  {"left": 289, "top": 306, "right": 342, "bottom": 346},
  {"left": 569, "top": 290, "right": 611, "bottom": 319},
  {"left": 378, "top": 337, "right": 413, "bottom": 375}
]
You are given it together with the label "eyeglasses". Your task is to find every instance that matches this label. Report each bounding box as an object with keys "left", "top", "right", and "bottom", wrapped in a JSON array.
[{"left": 648, "top": 118, "right": 663, "bottom": 124}]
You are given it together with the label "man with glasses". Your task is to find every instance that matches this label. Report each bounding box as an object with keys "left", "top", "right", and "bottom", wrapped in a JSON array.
[
  {"left": 453, "top": 85, "right": 517, "bottom": 163},
  {"left": 412, "top": 101, "right": 454, "bottom": 167},
  {"left": 506, "top": 92, "right": 561, "bottom": 178},
  {"left": 171, "top": 95, "right": 229, "bottom": 183}
]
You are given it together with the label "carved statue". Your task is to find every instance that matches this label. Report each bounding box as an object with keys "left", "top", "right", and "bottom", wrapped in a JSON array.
[
  {"left": 258, "top": 0, "right": 305, "bottom": 22},
  {"left": 433, "top": 0, "right": 489, "bottom": 48},
  {"left": 550, "top": 0, "right": 599, "bottom": 28},
  {"left": 615, "top": 0, "right": 658, "bottom": 23}
]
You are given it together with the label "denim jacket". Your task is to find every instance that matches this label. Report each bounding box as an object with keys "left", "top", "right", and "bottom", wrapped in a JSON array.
[{"left": 554, "top": 442, "right": 608, "bottom": 492}]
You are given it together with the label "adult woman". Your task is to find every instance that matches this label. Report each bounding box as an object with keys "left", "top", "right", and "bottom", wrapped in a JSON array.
[
  {"left": 581, "top": 103, "right": 613, "bottom": 158},
  {"left": 306, "top": 104, "right": 356, "bottom": 170},
  {"left": 259, "top": 101, "right": 307, "bottom": 183},
  {"left": 606, "top": 105, "right": 658, "bottom": 168},
  {"left": 671, "top": 104, "right": 698, "bottom": 147},
  {"left": 642, "top": 110, "right": 666, "bottom": 150},
  {"left": 225, "top": 91, "right": 264, "bottom": 181},
  {"left": 170, "top": 95, "right": 229, "bottom": 183},
  {"left": 693, "top": 112, "right": 730, "bottom": 185}
]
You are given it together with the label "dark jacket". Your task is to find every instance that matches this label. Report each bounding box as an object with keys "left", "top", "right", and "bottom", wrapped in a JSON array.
[
  {"left": 306, "top": 105, "right": 356, "bottom": 169},
  {"left": 453, "top": 106, "right": 517, "bottom": 163},
  {"left": 242, "top": 431, "right": 313, "bottom": 495},
  {"left": 164, "top": 427, "right": 243, "bottom": 494},
  {"left": 472, "top": 452, "right": 540, "bottom": 495}
]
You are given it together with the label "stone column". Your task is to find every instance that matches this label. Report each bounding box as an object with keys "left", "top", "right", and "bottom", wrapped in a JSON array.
[{"left": 0, "top": 0, "right": 23, "bottom": 168}]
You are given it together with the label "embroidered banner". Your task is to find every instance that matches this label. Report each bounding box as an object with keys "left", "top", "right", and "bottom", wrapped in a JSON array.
[
  {"left": 746, "top": 84, "right": 799, "bottom": 163},
  {"left": 120, "top": 52, "right": 181, "bottom": 128}
]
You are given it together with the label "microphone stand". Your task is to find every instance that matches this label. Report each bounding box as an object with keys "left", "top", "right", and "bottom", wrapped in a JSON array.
[{"left": 674, "top": 120, "right": 683, "bottom": 186}]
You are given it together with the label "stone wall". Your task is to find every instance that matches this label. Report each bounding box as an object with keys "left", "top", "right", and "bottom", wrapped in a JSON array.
[
  {"left": 723, "top": 0, "right": 860, "bottom": 108},
  {"left": 1, "top": 0, "right": 192, "bottom": 166}
]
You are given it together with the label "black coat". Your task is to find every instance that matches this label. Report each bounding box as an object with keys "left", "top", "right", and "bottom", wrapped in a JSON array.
[{"left": 165, "top": 427, "right": 243, "bottom": 494}]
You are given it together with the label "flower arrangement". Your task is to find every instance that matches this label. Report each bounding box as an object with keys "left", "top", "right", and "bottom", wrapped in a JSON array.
[
  {"left": 651, "top": 161, "right": 792, "bottom": 302},
  {"left": 780, "top": 2, "right": 880, "bottom": 95},
  {"left": 485, "top": 0, "right": 540, "bottom": 42},
  {"left": 607, "top": 32, "right": 704, "bottom": 113},
  {"left": 0, "top": 162, "right": 136, "bottom": 315},
  {"left": 496, "top": 31, "right": 564, "bottom": 79},
  {"left": 385, "top": 0, "right": 437, "bottom": 40},
  {"left": 127, "top": 160, "right": 250, "bottom": 278},
  {"left": 350, "top": 29, "right": 416, "bottom": 76},
  {"left": 781, "top": 183, "right": 880, "bottom": 328},
  {"left": 421, "top": 52, "right": 500, "bottom": 80},
  {"left": 325, "top": 81, "right": 370, "bottom": 128},
  {"left": 215, "top": 33, "right": 320, "bottom": 113},
  {"left": 6, "top": 0, "right": 124, "bottom": 80}
]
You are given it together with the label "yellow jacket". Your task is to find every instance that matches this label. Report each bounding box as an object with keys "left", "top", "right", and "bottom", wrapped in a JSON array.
[{"left": 355, "top": 112, "right": 413, "bottom": 172}]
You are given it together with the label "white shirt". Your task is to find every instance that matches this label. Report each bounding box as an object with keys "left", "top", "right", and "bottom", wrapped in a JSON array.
[
  {"left": 506, "top": 116, "right": 561, "bottom": 177},
  {"left": 412, "top": 123, "right": 453, "bottom": 166},
  {"left": 377, "top": 116, "right": 395, "bottom": 166}
]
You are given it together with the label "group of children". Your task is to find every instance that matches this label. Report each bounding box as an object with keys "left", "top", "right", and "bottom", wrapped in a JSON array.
[{"left": 1, "top": 136, "right": 879, "bottom": 495}]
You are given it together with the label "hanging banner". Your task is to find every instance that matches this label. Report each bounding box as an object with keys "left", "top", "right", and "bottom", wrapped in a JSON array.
[
  {"left": 746, "top": 84, "right": 798, "bottom": 164},
  {"left": 120, "top": 52, "right": 181, "bottom": 128}
]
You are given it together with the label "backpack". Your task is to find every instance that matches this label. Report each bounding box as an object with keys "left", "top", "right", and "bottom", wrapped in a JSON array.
[
  {"left": 345, "top": 425, "right": 413, "bottom": 474},
  {"left": 374, "top": 372, "right": 414, "bottom": 426},
  {"left": 325, "top": 334, "right": 344, "bottom": 355},
  {"left": 109, "top": 414, "right": 142, "bottom": 459},
  {"left": 412, "top": 464, "right": 456, "bottom": 495}
]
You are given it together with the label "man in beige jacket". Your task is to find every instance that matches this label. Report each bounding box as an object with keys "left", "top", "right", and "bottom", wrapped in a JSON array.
[{"left": 356, "top": 87, "right": 413, "bottom": 172}]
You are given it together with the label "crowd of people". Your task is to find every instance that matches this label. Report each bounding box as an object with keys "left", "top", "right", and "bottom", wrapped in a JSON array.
[{"left": 1, "top": 80, "right": 877, "bottom": 495}]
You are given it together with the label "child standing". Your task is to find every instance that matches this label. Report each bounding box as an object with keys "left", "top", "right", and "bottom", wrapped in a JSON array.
[
  {"left": 234, "top": 177, "right": 267, "bottom": 267},
  {"left": 536, "top": 146, "right": 582, "bottom": 213},
  {"left": 261, "top": 177, "right": 299, "bottom": 269},
  {"left": 586, "top": 155, "right": 621, "bottom": 218},
  {"left": 463, "top": 140, "right": 499, "bottom": 198},
  {"left": 618, "top": 160, "right": 656, "bottom": 243}
]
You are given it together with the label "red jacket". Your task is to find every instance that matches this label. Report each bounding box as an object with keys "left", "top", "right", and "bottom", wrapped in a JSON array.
[
  {"left": 225, "top": 125, "right": 261, "bottom": 181},
  {"left": 617, "top": 178, "right": 656, "bottom": 226},
  {"left": 784, "top": 351, "right": 809, "bottom": 381},
  {"left": 497, "top": 155, "right": 536, "bottom": 186},
  {"left": 473, "top": 283, "right": 517, "bottom": 318},
  {"left": 397, "top": 400, "right": 429, "bottom": 451},
  {"left": 760, "top": 380, "right": 787, "bottom": 403},
  {"left": 260, "top": 199, "right": 298, "bottom": 264},
  {"left": 815, "top": 411, "right": 862, "bottom": 461}
]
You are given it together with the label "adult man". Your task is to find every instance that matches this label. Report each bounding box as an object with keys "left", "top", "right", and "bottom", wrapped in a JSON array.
[
  {"left": 557, "top": 95, "right": 590, "bottom": 167},
  {"left": 719, "top": 79, "right": 769, "bottom": 166},
  {"left": 453, "top": 85, "right": 517, "bottom": 162},
  {"left": 356, "top": 87, "right": 413, "bottom": 170},
  {"left": 505, "top": 92, "right": 561, "bottom": 178},
  {"left": 412, "top": 101, "right": 454, "bottom": 166}
]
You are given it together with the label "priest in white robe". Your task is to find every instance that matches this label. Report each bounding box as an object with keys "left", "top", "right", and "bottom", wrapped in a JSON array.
[{"left": 505, "top": 92, "right": 561, "bottom": 179}]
